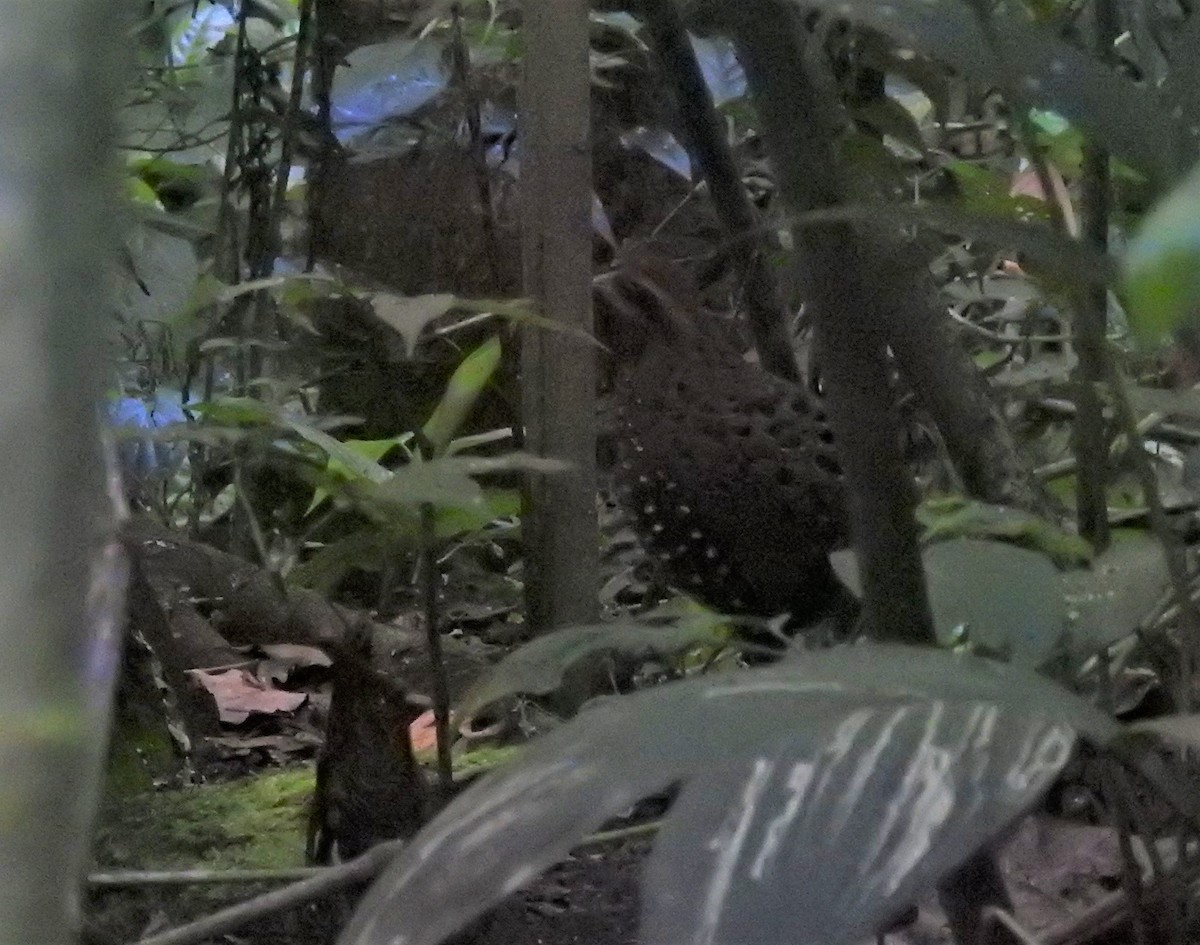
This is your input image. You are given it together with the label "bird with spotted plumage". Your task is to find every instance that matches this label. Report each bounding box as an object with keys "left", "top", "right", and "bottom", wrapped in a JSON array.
[{"left": 594, "top": 250, "right": 860, "bottom": 641}]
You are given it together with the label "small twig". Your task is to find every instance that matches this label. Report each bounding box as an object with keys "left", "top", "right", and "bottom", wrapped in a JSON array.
[
  {"left": 420, "top": 503, "right": 454, "bottom": 795},
  {"left": 90, "top": 866, "right": 321, "bottom": 888},
  {"left": 128, "top": 839, "right": 405, "bottom": 945},
  {"left": 449, "top": 3, "right": 505, "bottom": 289},
  {"left": 1036, "top": 396, "right": 1200, "bottom": 446},
  {"left": 1104, "top": 356, "right": 1200, "bottom": 708},
  {"left": 231, "top": 461, "right": 279, "bottom": 588},
  {"left": 949, "top": 310, "right": 1072, "bottom": 345},
  {"left": 1035, "top": 406, "right": 1168, "bottom": 482},
  {"left": 263, "top": 0, "right": 314, "bottom": 269},
  {"left": 980, "top": 905, "right": 1042, "bottom": 945},
  {"left": 575, "top": 819, "right": 662, "bottom": 848}
]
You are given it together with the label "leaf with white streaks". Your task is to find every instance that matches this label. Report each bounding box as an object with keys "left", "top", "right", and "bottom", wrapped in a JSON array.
[{"left": 338, "top": 646, "right": 1118, "bottom": 945}]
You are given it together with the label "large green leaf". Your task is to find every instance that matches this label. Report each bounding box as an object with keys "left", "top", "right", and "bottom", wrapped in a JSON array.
[
  {"left": 187, "top": 396, "right": 277, "bottom": 426},
  {"left": 290, "top": 527, "right": 413, "bottom": 592},
  {"left": 358, "top": 452, "right": 567, "bottom": 516},
  {"left": 944, "top": 161, "right": 1050, "bottom": 224},
  {"left": 1124, "top": 160, "right": 1200, "bottom": 345},
  {"left": 339, "top": 646, "right": 1118, "bottom": 945},
  {"left": 831, "top": 539, "right": 1068, "bottom": 666}
]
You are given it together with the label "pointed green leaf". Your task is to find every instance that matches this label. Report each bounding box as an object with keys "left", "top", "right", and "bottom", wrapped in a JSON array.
[
  {"left": 422, "top": 336, "right": 502, "bottom": 456},
  {"left": 304, "top": 436, "right": 410, "bottom": 515}
]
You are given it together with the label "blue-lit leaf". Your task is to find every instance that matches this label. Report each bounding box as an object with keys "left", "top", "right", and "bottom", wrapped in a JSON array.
[
  {"left": 691, "top": 34, "right": 746, "bottom": 105},
  {"left": 331, "top": 38, "right": 449, "bottom": 143},
  {"left": 620, "top": 126, "right": 693, "bottom": 179}
]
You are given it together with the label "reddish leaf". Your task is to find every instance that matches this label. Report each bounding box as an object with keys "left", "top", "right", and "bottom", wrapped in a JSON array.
[{"left": 189, "top": 668, "right": 307, "bottom": 724}]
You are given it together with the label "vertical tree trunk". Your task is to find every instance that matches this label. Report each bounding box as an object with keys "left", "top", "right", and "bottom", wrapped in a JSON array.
[
  {"left": 728, "top": 3, "right": 935, "bottom": 644},
  {"left": 0, "top": 2, "right": 123, "bottom": 941},
  {"left": 520, "top": 0, "right": 599, "bottom": 631}
]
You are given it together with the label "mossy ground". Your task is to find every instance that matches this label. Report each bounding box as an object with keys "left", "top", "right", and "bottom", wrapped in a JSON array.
[
  {"left": 95, "top": 767, "right": 314, "bottom": 872},
  {"left": 87, "top": 767, "right": 340, "bottom": 944}
]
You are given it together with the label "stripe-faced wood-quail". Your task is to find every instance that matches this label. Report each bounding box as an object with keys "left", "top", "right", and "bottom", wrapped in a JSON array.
[{"left": 596, "top": 253, "right": 858, "bottom": 634}]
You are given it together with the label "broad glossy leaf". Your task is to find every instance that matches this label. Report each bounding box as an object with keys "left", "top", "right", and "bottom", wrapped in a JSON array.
[
  {"left": 339, "top": 646, "right": 1118, "bottom": 945},
  {"left": 643, "top": 699, "right": 1056, "bottom": 945},
  {"left": 188, "top": 396, "right": 276, "bottom": 426},
  {"left": 1061, "top": 533, "right": 1168, "bottom": 653},
  {"left": 924, "top": 539, "right": 1064, "bottom": 666}
]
